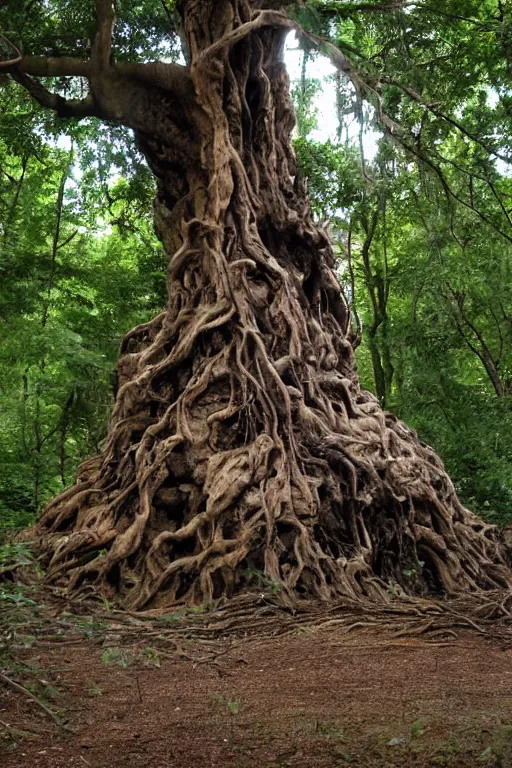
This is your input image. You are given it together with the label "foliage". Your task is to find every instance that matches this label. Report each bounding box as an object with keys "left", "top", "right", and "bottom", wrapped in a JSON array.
[
  {"left": 291, "top": 18, "right": 512, "bottom": 526},
  {"left": 101, "top": 645, "right": 161, "bottom": 668},
  {"left": 0, "top": 125, "right": 166, "bottom": 529}
]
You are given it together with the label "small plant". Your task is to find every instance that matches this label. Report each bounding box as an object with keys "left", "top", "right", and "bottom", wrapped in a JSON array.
[
  {"left": 403, "top": 560, "right": 425, "bottom": 579},
  {"left": 0, "top": 541, "right": 34, "bottom": 571},
  {"left": 143, "top": 647, "right": 161, "bottom": 668},
  {"left": 410, "top": 718, "right": 426, "bottom": 739},
  {"left": 68, "top": 614, "right": 109, "bottom": 639},
  {"left": 101, "top": 645, "right": 164, "bottom": 670},
  {"left": 243, "top": 568, "right": 281, "bottom": 594},
  {"left": 0, "top": 543, "right": 40, "bottom": 609},
  {"left": 159, "top": 602, "right": 211, "bottom": 625},
  {"left": 209, "top": 693, "right": 240, "bottom": 715},
  {"left": 0, "top": 583, "right": 37, "bottom": 606},
  {"left": 101, "top": 647, "right": 131, "bottom": 669},
  {"left": 315, "top": 721, "right": 346, "bottom": 741},
  {"left": 226, "top": 698, "right": 239, "bottom": 715},
  {"left": 89, "top": 683, "right": 103, "bottom": 697},
  {"left": 387, "top": 718, "right": 428, "bottom": 752},
  {"left": 209, "top": 694, "right": 240, "bottom": 741}
]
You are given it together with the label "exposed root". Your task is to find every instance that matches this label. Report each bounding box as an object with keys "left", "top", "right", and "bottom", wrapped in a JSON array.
[
  {"left": 0, "top": 672, "right": 62, "bottom": 726},
  {"left": 20, "top": 589, "right": 512, "bottom": 655},
  {"left": 34, "top": 0, "right": 512, "bottom": 614}
]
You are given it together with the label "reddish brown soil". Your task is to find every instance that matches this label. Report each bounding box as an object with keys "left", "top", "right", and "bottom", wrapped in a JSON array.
[{"left": 2, "top": 628, "right": 512, "bottom": 768}]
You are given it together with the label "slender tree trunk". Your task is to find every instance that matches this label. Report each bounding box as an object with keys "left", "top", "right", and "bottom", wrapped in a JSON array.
[
  {"left": 59, "top": 389, "right": 75, "bottom": 486},
  {"left": 381, "top": 317, "right": 394, "bottom": 404},
  {"left": 367, "top": 327, "right": 387, "bottom": 406},
  {"left": 35, "top": 0, "right": 511, "bottom": 609},
  {"left": 367, "top": 311, "right": 394, "bottom": 408},
  {"left": 1, "top": 155, "right": 28, "bottom": 250},
  {"left": 447, "top": 288, "right": 508, "bottom": 398}
]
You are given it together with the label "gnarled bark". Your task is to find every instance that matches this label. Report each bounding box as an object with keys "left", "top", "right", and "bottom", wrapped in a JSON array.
[{"left": 35, "top": 0, "right": 511, "bottom": 610}]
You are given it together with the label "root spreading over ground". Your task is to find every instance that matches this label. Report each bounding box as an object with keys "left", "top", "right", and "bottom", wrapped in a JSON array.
[{"left": 34, "top": 0, "right": 512, "bottom": 611}]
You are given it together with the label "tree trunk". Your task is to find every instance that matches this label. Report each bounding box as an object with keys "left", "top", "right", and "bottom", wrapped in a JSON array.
[
  {"left": 367, "top": 327, "right": 387, "bottom": 406},
  {"left": 35, "top": 0, "right": 511, "bottom": 609},
  {"left": 367, "top": 312, "right": 394, "bottom": 408}
]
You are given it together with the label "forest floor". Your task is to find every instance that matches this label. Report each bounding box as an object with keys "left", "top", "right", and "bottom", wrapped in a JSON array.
[{"left": 1, "top": 597, "right": 512, "bottom": 768}]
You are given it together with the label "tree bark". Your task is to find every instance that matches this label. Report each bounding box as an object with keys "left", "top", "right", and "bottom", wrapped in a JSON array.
[{"left": 35, "top": 0, "right": 511, "bottom": 609}]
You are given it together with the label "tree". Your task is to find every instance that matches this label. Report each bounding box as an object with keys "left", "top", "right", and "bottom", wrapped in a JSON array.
[{"left": 1, "top": 0, "right": 510, "bottom": 610}]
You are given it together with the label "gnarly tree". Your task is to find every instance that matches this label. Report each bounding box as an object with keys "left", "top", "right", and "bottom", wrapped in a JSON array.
[{"left": 2, "top": 0, "right": 511, "bottom": 609}]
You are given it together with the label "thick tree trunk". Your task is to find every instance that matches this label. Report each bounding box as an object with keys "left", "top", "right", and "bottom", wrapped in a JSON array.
[{"left": 35, "top": 0, "right": 511, "bottom": 609}]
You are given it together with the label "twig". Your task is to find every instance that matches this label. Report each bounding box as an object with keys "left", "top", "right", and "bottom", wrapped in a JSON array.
[
  {"left": 0, "top": 35, "right": 22, "bottom": 69},
  {"left": 0, "top": 671, "right": 62, "bottom": 726}
]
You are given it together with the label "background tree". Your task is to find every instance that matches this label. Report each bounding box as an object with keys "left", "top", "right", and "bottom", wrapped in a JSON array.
[
  {"left": 291, "top": 3, "right": 512, "bottom": 526},
  {"left": 0, "top": 86, "right": 166, "bottom": 530}
]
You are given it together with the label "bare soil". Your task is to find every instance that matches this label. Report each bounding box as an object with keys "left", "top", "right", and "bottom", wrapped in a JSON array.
[{"left": 2, "top": 625, "right": 512, "bottom": 768}]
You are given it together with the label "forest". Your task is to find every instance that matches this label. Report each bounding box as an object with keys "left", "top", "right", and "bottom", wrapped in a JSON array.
[
  {"left": 1, "top": 1, "right": 512, "bottom": 766},
  {"left": 1, "top": 1, "right": 512, "bottom": 540}
]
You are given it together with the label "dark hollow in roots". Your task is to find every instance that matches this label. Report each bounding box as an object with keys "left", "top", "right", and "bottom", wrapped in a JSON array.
[{"left": 35, "top": 1, "right": 512, "bottom": 610}]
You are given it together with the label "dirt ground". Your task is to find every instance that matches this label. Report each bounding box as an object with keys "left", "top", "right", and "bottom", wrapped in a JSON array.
[{"left": 1, "top": 624, "right": 512, "bottom": 768}]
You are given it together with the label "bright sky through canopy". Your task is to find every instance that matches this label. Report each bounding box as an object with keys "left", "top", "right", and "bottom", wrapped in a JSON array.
[{"left": 285, "top": 33, "right": 379, "bottom": 159}]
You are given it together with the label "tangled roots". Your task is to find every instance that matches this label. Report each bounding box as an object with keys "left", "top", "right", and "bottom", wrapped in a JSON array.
[{"left": 35, "top": 2, "right": 512, "bottom": 612}]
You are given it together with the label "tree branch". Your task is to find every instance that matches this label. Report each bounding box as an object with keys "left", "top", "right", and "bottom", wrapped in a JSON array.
[
  {"left": 0, "top": 166, "right": 18, "bottom": 185},
  {"left": 296, "top": 21, "right": 511, "bottom": 168},
  {"left": 17, "top": 55, "right": 192, "bottom": 95},
  {"left": 160, "top": 0, "right": 177, "bottom": 30},
  {"left": 380, "top": 76, "right": 512, "bottom": 166},
  {"left": 57, "top": 229, "right": 79, "bottom": 250},
  {"left": 335, "top": 2, "right": 409, "bottom": 12},
  {"left": 401, "top": 135, "right": 512, "bottom": 245},
  {"left": 9, "top": 56, "right": 193, "bottom": 122},
  {"left": 291, "top": 20, "right": 512, "bottom": 244},
  {"left": 316, "top": 1, "right": 497, "bottom": 28},
  {"left": 18, "top": 56, "right": 90, "bottom": 78},
  {"left": 3, "top": 0, "right": 194, "bottom": 124},
  {"left": 116, "top": 62, "right": 194, "bottom": 101},
  {"left": 0, "top": 35, "right": 21, "bottom": 69},
  {"left": 11, "top": 71, "right": 98, "bottom": 118},
  {"left": 345, "top": 222, "right": 362, "bottom": 345},
  {"left": 445, "top": 285, "right": 505, "bottom": 396},
  {"left": 92, "top": 0, "right": 116, "bottom": 70}
]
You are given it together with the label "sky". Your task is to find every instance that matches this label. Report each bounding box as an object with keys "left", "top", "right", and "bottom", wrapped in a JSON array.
[
  {"left": 284, "top": 35, "right": 510, "bottom": 176},
  {"left": 284, "top": 33, "right": 379, "bottom": 160},
  {"left": 56, "top": 32, "right": 379, "bottom": 160}
]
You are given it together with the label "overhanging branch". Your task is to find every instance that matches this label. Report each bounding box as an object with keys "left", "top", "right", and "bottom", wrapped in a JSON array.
[
  {"left": 310, "top": 1, "right": 498, "bottom": 28},
  {"left": 2, "top": 0, "right": 192, "bottom": 124},
  {"left": 19, "top": 56, "right": 90, "bottom": 78},
  {"left": 289, "top": 18, "right": 512, "bottom": 243},
  {"left": 116, "top": 62, "right": 194, "bottom": 100},
  {"left": 16, "top": 56, "right": 192, "bottom": 96},
  {"left": 380, "top": 76, "right": 512, "bottom": 166},
  {"left": 0, "top": 34, "right": 21, "bottom": 68},
  {"left": 11, "top": 71, "right": 98, "bottom": 118}
]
